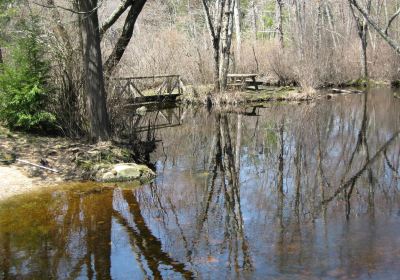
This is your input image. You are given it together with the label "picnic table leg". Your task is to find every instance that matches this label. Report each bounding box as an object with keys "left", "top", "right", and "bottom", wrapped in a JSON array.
[{"left": 253, "top": 76, "right": 259, "bottom": 90}]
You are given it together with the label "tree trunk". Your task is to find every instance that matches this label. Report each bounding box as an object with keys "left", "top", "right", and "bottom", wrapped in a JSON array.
[
  {"left": 103, "top": 0, "right": 147, "bottom": 77},
  {"left": 251, "top": 0, "right": 258, "bottom": 41},
  {"left": 349, "top": 0, "right": 371, "bottom": 79},
  {"left": 100, "top": 0, "right": 132, "bottom": 38},
  {"left": 213, "top": 38, "right": 221, "bottom": 92},
  {"left": 233, "top": 0, "right": 241, "bottom": 64},
  {"left": 0, "top": 47, "right": 3, "bottom": 65},
  {"left": 79, "top": 0, "right": 111, "bottom": 141},
  {"left": 361, "top": 28, "right": 368, "bottom": 78},
  {"left": 220, "top": 0, "right": 235, "bottom": 90},
  {"left": 202, "top": 0, "right": 226, "bottom": 93},
  {"left": 275, "top": 0, "right": 284, "bottom": 48}
]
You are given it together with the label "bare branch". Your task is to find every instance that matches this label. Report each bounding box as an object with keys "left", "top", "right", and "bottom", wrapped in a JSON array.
[
  {"left": 201, "top": 0, "right": 216, "bottom": 40},
  {"left": 33, "top": 0, "right": 103, "bottom": 15},
  {"left": 384, "top": 7, "right": 400, "bottom": 35},
  {"left": 100, "top": 0, "right": 132, "bottom": 39},
  {"left": 103, "top": 0, "right": 147, "bottom": 77},
  {"left": 322, "top": 130, "right": 399, "bottom": 205},
  {"left": 350, "top": 0, "right": 400, "bottom": 54}
]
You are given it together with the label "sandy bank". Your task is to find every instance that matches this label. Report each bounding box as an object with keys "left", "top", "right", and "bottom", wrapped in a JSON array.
[{"left": 0, "top": 166, "right": 55, "bottom": 201}]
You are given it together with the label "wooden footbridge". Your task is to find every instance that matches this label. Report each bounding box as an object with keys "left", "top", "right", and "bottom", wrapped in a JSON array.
[{"left": 109, "top": 75, "right": 184, "bottom": 105}]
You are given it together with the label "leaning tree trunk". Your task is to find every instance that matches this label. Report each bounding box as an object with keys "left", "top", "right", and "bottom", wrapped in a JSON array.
[
  {"left": 350, "top": 0, "right": 400, "bottom": 55},
  {"left": 79, "top": 0, "right": 111, "bottom": 141},
  {"left": 103, "top": 0, "right": 147, "bottom": 77}
]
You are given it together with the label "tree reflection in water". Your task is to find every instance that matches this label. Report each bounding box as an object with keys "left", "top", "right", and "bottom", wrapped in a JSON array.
[{"left": 1, "top": 88, "right": 400, "bottom": 279}]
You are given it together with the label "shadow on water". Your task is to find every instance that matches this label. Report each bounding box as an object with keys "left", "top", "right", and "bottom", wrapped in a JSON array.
[{"left": 1, "top": 88, "right": 400, "bottom": 279}]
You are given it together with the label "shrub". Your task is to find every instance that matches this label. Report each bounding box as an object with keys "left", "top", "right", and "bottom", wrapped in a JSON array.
[{"left": 0, "top": 18, "right": 56, "bottom": 132}]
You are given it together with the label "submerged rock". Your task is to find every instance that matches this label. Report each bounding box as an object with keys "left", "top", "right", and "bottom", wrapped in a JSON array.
[{"left": 95, "top": 163, "right": 155, "bottom": 183}]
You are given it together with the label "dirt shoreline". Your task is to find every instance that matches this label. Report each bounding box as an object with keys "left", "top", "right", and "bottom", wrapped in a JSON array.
[
  {"left": 0, "top": 127, "right": 148, "bottom": 201},
  {"left": 0, "top": 166, "right": 57, "bottom": 201}
]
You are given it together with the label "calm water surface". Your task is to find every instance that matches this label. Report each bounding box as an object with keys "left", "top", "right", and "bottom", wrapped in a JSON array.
[{"left": 1, "top": 89, "right": 400, "bottom": 279}]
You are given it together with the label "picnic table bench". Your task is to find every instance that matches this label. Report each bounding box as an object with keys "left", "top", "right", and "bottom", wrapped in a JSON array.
[{"left": 227, "top": 74, "right": 261, "bottom": 90}]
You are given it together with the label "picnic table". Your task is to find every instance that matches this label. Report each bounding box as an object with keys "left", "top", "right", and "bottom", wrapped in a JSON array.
[{"left": 227, "top": 74, "right": 260, "bottom": 90}]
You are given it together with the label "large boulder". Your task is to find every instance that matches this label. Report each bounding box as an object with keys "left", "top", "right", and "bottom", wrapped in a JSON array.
[{"left": 95, "top": 163, "right": 155, "bottom": 183}]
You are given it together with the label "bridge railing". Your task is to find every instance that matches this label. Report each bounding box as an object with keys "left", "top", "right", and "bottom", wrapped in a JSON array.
[{"left": 109, "top": 75, "right": 184, "bottom": 101}]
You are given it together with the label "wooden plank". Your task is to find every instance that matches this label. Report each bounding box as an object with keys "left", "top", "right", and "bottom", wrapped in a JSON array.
[
  {"left": 131, "top": 94, "right": 181, "bottom": 104},
  {"left": 227, "top": 74, "right": 258, "bottom": 78},
  {"left": 227, "top": 83, "right": 245, "bottom": 86},
  {"left": 134, "top": 123, "right": 181, "bottom": 133},
  {"left": 120, "top": 81, "right": 130, "bottom": 96},
  {"left": 170, "top": 77, "right": 179, "bottom": 95},
  {"left": 112, "top": 75, "right": 180, "bottom": 80},
  {"left": 156, "top": 80, "right": 167, "bottom": 95},
  {"left": 130, "top": 81, "right": 144, "bottom": 97}
]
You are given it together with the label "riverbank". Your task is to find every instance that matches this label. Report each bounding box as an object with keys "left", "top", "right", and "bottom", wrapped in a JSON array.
[
  {"left": 1, "top": 85, "right": 395, "bottom": 200},
  {"left": 0, "top": 127, "right": 155, "bottom": 200},
  {"left": 179, "top": 83, "right": 376, "bottom": 105}
]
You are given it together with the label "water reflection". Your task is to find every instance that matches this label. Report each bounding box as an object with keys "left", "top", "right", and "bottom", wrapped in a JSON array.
[{"left": 1, "top": 89, "right": 400, "bottom": 279}]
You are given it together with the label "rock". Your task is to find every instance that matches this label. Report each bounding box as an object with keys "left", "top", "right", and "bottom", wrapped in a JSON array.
[
  {"left": 0, "top": 152, "right": 16, "bottom": 165},
  {"left": 68, "top": 147, "right": 81, "bottom": 154},
  {"left": 136, "top": 106, "right": 147, "bottom": 115},
  {"left": 47, "top": 150, "right": 58, "bottom": 156},
  {"left": 95, "top": 163, "right": 155, "bottom": 183}
]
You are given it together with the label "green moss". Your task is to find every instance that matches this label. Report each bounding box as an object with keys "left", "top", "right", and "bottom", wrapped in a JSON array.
[
  {"left": 240, "top": 87, "right": 302, "bottom": 103},
  {"left": 345, "top": 79, "right": 368, "bottom": 87}
]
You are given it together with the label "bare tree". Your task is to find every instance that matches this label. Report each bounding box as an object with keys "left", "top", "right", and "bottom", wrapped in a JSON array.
[
  {"left": 349, "top": 0, "right": 372, "bottom": 79},
  {"left": 275, "top": 0, "right": 284, "bottom": 48},
  {"left": 250, "top": 0, "right": 258, "bottom": 41},
  {"left": 202, "top": 0, "right": 235, "bottom": 92},
  {"left": 233, "top": 0, "right": 241, "bottom": 64}
]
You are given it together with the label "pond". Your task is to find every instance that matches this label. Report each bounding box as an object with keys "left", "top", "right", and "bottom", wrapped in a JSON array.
[{"left": 1, "top": 89, "right": 400, "bottom": 279}]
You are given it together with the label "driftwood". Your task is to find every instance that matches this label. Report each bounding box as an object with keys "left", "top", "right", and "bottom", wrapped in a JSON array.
[
  {"left": 331, "top": 88, "right": 364, "bottom": 94},
  {"left": 16, "top": 159, "right": 60, "bottom": 173},
  {"left": 327, "top": 88, "right": 364, "bottom": 99}
]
